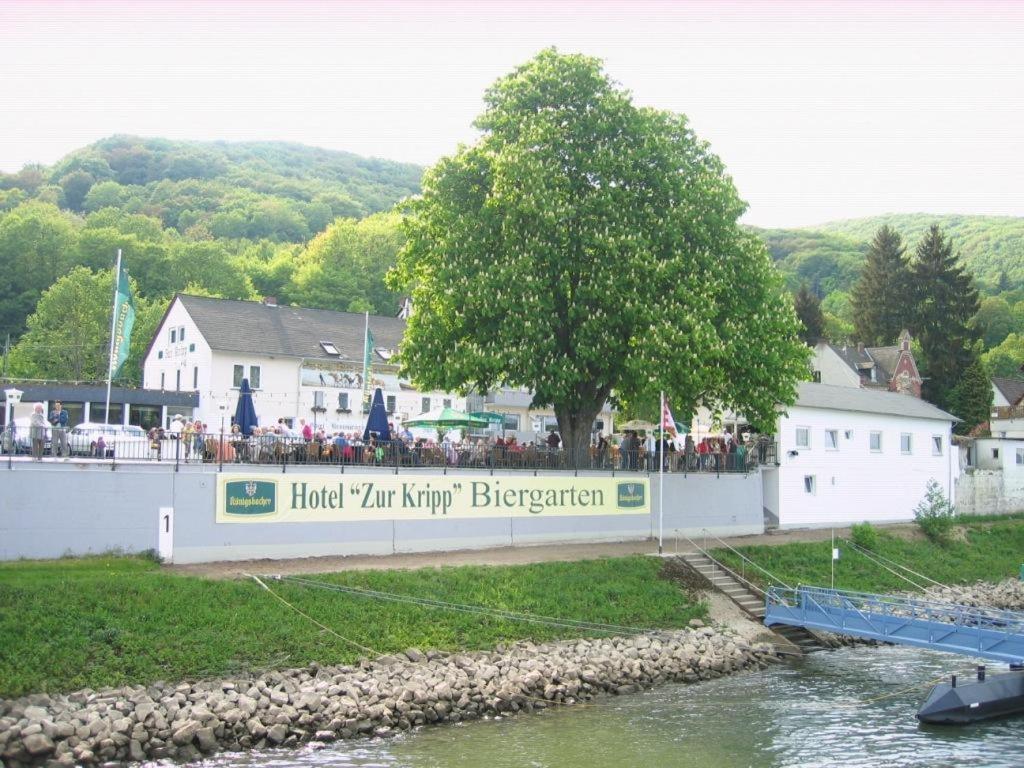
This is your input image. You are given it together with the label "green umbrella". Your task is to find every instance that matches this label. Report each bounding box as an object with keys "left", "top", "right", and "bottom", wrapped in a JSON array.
[{"left": 403, "top": 407, "right": 490, "bottom": 429}]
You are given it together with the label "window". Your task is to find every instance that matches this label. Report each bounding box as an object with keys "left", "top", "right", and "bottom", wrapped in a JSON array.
[
  {"left": 233, "top": 365, "right": 244, "bottom": 388},
  {"left": 158, "top": 350, "right": 163, "bottom": 359},
  {"left": 901, "top": 433, "right": 912, "bottom": 454},
  {"left": 443, "top": 398, "right": 452, "bottom": 408},
  {"left": 175, "top": 370, "right": 181, "bottom": 391},
  {"left": 804, "top": 475, "right": 816, "bottom": 495},
  {"left": 248, "top": 366, "right": 261, "bottom": 390},
  {"left": 824, "top": 430, "right": 838, "bottom": 450},
  {"left": 795, "top": 427, "right": 810, "bottom": 448},
  {"left": 386, "top": 395, "right": 396, "bottom": 413},
  {"left": 178, "top": 326, "right": 185, "bottom": 341},
  {"left": 192, "top": 366, "right": 198, "bottom": 389},
  {"left": 421, "top": 397, "right": 431, "bottom": 413},
  {"left": 870, "top": 431, "right": 882, "bottom": 452},
  {"left": 160, "top": 372, "right": 165, "bottom": 389},
  {"left": 503, "top": 413, "right": 520, "bottom": 431},
  {"left": 932, "top": 435, "right": 943, "bottom": 456},
  {"left": 993, "top": 448, "right": 1000, "bottom": 460},
  {"left": 812, "top": 370, "right": 822, "bottom": 383},
  {"left": 1016, "top": 447, "right": 1024, "bottom": 465},
  {"left": 319, "top": 341, "right": 340, "bottom": 356},
  {"left": 338, "top": 392, "right": 349, "bottom": 410},
  {"left": 188, "top": 343, "right": 195, "bottom": 352}
]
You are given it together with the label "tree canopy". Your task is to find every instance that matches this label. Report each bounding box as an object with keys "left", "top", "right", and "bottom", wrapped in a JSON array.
[
  {"left": 852, "top": 225, "right": 912, "bottom": 346},
  {"left": 390, "top": 49, "right": 808, "bottom": 458},
  {"left": 909, "top": 224, "right": 981, "bottom": 409},
  {"left": 793, "top": 284, "right": 825, "bottom": 345}
]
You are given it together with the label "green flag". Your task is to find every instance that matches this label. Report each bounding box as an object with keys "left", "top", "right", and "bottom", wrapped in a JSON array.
[
  {"left": 110, "top": 260, "right": 135, "bottom": 377},
  {"left": 362, "top": 320, "right": 374, "bottom": 412}
]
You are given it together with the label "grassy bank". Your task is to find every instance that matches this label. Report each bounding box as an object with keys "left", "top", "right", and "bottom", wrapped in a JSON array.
[
  {"left": 0, "top": 555, "right": 703, "bottom": 699},
  {"left": 714, "top": 517, "right": 1024, "bottom": 594}
]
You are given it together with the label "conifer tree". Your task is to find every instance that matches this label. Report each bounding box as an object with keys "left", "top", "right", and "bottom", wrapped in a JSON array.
[
  {"left": 948, "top": 356, "right": 993, "bottom": 435},
  {"left": 909, "top": 224, "right": 980, "bottom": 408},
  {"left": 852, "top": 225, "right": 912, "bottom": 345},
  {"left": 794, "top": 283, "right": 825, "bottom": 344}
]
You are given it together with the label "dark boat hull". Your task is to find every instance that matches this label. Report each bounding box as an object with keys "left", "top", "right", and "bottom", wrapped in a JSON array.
[{"left": 917, "top": 672, "right": 1024, "bottom": 725}]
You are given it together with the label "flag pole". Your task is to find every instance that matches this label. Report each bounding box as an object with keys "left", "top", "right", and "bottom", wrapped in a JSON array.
[
  {"left": 362, "top": 311, "right": 369, "bottom": 413},
  {"left": 103, "top": 249, "right": 122, "bottom": 426},
  {"left": 658, "top": 390, "right": 665, "bottom": 555}
]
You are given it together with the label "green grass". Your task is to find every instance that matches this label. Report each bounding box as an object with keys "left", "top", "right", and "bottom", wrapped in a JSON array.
[
  {"left": 0, "top": 555, "right": 702, "bottom": 698},
  {"left": 714, "top": 519, "right": 1024, "bottom": 594}
]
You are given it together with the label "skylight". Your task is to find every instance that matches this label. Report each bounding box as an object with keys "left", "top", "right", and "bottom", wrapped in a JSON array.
[{"left": 320, "top": 341, "right": 341, "bottom": 356}]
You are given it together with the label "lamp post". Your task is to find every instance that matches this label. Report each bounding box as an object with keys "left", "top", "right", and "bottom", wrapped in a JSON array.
[
  {"left": 218, "top": 402, "right": 228, "bottom": 471},
  {"left": 5, "top": 387, "right": 23, "bottom": 467}
]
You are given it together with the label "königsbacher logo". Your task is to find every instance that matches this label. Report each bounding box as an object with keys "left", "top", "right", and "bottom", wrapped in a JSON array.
[
  {"left": 616, "top": 481, "right": 645, "bottom": 509},
  {"left": 224, "top": 479, "right": 277, "bottom": 515}
]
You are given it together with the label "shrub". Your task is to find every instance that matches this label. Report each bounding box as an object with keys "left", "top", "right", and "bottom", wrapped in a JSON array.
[
  {"left": 850, "top": 522, "right": 879, "bottom": 551},
  {"left": 914, "top": 480, "right": 956, "bottom": 544}
]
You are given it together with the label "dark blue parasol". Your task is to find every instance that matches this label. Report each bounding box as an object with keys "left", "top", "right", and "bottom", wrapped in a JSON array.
[
  {"left": 362, "top": 388, "right": 391, "bottom": 441},
  {"left": 233, "top": 378, "right": 259, "bottom": 436}
]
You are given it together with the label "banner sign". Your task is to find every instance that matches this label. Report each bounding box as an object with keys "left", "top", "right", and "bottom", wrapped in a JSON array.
[{"left": 216, "top": 474, "right": 650, "bottom": 524}]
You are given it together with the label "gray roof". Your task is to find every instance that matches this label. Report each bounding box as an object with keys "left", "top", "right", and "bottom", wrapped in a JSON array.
[
  {"left": 176, "top": 295, "right": 406, "bottom": 362},
  {"left": 792, "top": 382, "right": 958, "bottom": 422},
  {"left": 992, "top": 377, "right": 1024, "bottom": 407},
  {"left": 828, "top": 343, "right": 903, "bottom": 388}
]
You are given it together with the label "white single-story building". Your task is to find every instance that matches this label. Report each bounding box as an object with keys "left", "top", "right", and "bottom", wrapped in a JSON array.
[{"left": 762, "top": 382, "right": 958, "bottom": 528}]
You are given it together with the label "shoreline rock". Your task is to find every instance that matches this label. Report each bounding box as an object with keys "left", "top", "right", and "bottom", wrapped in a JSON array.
[
  {"left": 0, "top": 628, "right": 782, "bottom": 766},
  {"left": 923, "top": 578, "right": 1024, "bottom": 612}
]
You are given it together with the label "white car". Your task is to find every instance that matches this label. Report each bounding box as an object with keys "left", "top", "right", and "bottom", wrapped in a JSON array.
[{"left": 68, "top": 423, "right": 148, "bottom": 458}]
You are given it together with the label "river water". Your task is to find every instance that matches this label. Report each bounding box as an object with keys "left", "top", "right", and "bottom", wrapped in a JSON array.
[{"left": 191, "top": 646, "right": 1022, "bottom": 768}]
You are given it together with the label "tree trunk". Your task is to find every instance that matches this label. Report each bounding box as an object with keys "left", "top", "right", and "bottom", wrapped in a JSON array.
[{"left": 555, "top": 403, "right": 601, "bottom": 470}]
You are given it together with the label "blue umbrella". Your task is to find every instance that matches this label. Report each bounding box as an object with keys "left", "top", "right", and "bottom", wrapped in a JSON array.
[
  {"left": 363, "top": 388, "right": 391, "bottom": 441},
  {"left": 233, "top": 378, "right": 259, "bottom": 436}
]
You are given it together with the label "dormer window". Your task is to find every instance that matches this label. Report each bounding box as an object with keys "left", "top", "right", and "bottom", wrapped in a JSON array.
[
  {"left": 375, "top": 348, "right": 395, "bottom": 362},
  {"left": 319, "top": 341, "right": 341, "bottom": 356}
]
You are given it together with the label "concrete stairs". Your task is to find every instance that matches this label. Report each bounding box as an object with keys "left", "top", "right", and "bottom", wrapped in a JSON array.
[{"left": 678, "top": 550, "right": 825, "bottom": 654}]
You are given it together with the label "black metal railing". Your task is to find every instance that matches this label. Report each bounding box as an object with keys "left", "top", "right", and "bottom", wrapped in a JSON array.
[{"left": 1, "top": 424, "right": 779, "bottom": 474}]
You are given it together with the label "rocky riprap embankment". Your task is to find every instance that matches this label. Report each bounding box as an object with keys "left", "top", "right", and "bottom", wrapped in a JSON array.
[
  {"left": 0, "top": 625, "right": 783, "bottom": 767},
  {"left": 924, "top": 578, "right": 1024, "bottom": 612}
]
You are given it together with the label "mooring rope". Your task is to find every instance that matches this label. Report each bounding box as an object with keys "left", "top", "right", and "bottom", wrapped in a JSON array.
[
  {"left": 840, "top": 539, "right": 944, "bottom": 591},
  {"left": 838, "top": 665, "right": 1024, "bottom": 708},
  {"left": 245, "top": 573, "right": 381, "bottom": 656},
  {"left": 275, "top": 574, "right": 659, "bottom": 636}
]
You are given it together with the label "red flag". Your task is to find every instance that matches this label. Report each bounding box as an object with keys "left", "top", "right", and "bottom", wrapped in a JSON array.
[{"left": 661, "top": 399, "right": 678, "bottom": 438}]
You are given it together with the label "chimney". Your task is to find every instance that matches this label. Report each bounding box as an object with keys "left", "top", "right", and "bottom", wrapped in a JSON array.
[
  {"left": 857, "top": 342, "right": 864, "bottom": 354},
  {"left": 262, "top": 296, "right": 278, "bottom": 307}
]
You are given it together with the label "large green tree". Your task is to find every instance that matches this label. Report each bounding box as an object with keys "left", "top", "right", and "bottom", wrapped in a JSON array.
[
  {"left": 793, "top": 284, "right": 825, "bottom": 344},
  {"left": 983, "top": 333, "right": 1024, "bottom": 378},
  {"left": 948, "top": 358, "right": 993, "bottom": 435},
  {"left": 389, "top": 49, "right": 808, "bottom": 461},
  {"left": 289, "top": 211, "right": 404, "bottom": 314},
  {"left": 0, "top": 201, "right": 80, "bottom": 340},
  {"left": 909, "top": 224, "right": 981, "bottom": 408},
  {"left": 852, "top": 225, "right": 912, "bottom": 345}
]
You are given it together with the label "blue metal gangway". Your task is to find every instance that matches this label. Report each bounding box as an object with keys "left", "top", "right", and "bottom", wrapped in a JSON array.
[{"left": 765, "top": 586, "right": 1024, "bottom": 664}]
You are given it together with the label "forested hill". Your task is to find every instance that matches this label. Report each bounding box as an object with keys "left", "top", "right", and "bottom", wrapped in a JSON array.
[
  {"left": 0, "top": 136, "right": 423, "bottom": 241},
  {"left": 758, "top": 213, "right": 1024, "bottom": 296}
]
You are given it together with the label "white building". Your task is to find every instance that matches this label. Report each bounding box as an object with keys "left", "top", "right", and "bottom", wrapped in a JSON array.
[
  {"left": 762, "top": 382, "right": 958, "bottom": 528},
  {"left": 990, "top": 377, "right": 1024, "bottom": 439},
  {"left": 142, "top": 294, "right": 614, "bottom": 439},
  {"left": 143, "top": 295, "right": 466, "bottom": 434}
]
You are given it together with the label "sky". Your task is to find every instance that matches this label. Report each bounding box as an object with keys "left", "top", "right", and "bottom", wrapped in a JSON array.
[{"left": 1, "top": 0, "right": 1022, "bottom": 227}]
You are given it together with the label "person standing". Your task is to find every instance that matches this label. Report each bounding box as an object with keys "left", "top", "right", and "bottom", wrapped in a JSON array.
[
  {"left": 48, "top": 400, "right": 69, "bottom": 458},
  {"left": 29, "top": 404, "right": 47, "bottom": 461}
]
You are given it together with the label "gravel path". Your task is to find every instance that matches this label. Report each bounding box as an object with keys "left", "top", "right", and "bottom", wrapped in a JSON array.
[{"left": 167, "top": 523, "right": 923, "bottom": 579}]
